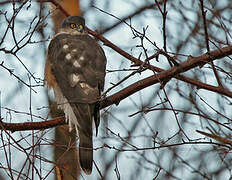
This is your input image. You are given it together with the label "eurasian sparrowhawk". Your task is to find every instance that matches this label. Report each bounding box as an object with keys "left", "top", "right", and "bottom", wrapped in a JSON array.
[{"left": 45, "top": 16, "right": 106, "bottom": 174}]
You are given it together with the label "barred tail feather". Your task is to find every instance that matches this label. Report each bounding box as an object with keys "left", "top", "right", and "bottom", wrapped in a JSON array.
[{"left": 79, "top": 131, "right": 93, "bottom": 174}]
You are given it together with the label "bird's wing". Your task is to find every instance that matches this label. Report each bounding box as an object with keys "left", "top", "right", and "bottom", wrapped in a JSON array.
[{"left": 48, "top": 33, "right": 106, "bottom": 131}]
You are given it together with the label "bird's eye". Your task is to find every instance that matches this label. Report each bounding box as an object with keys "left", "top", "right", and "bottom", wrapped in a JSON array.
[
  {"left": 70, "top": 23, "right": 76, "bottom": 29},
  {"left": 78, "top": 24, "right": 84, "bottom": 30}
]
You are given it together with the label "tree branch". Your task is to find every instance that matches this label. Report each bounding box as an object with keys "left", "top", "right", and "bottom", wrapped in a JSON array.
[
  {"left": 2, "top": 0, "right": 231, "bottom": 132},
  {"left": 47, "top": 0, "right": 230, "bottom": 98},
  {"left": 0, "top": 117, "right": 65, "bottom": 132},
  {"left": 199, "top": 0, "right": 223, "bottom": 87},
  {"left": 1, "top": 45, "right": 232, "bottom": 132}
]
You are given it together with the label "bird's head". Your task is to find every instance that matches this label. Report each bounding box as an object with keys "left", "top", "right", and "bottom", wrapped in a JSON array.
[{"left": 60, "top": 16, "right": 87, "bottom": 35}]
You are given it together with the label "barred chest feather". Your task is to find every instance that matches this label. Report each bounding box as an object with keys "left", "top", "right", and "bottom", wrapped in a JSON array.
[{"left": 53, "top": 85, "right": 79, "bottom": 134}]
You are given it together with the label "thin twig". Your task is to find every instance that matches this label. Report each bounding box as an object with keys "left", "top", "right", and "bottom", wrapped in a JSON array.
[
  {"left": 99, "top": 4, "right": 155, "bottom": 34},
  {"left": 199, "top": 0, "right": 223, "bottom": 87}
]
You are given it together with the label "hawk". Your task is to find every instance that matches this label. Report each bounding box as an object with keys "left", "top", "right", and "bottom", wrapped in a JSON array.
[{"left": 45, "top": 16, "right": 107, "bottom": 174}]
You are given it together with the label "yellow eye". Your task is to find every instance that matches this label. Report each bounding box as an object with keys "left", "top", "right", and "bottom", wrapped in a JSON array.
[
  {"left": 70, "top": 23, "right": 76, "bottom": 29},
  {"left": 78, "top": 24, "right": 83, "bottom": 29}
]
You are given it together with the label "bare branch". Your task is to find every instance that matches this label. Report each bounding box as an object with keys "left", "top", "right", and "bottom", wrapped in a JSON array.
[{"left": 1, "top": 45, "right": 232, "bottom": 132}]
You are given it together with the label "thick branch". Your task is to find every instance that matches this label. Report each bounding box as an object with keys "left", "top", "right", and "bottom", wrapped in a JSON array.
[
  {"left": 2, "top": 1, "right": 232, "bottom": 132},
  {"left": 1, "top": 45, "right": 232, "bottom": 132},
  {"left": 0, "top": 117, "right": 66, "bottom": 132},
  {"left": 101, "top": 45, "right": 232, "bottom": 109},
  {"left": 47, "top": 0, "right": 230, "bottom": 99}
]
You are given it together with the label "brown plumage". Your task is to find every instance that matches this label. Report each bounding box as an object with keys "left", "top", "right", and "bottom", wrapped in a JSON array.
[{"left": 45, "top": 16, "right": 106, "bottom": 174}]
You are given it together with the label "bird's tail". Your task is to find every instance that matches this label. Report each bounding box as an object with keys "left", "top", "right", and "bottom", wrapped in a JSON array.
[{"left": 79, "top": 131, "right": 93, "bottom": 175}]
